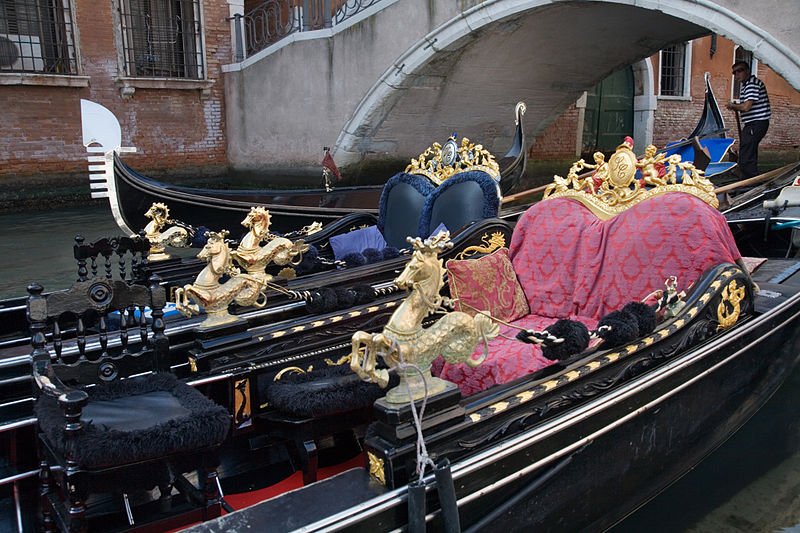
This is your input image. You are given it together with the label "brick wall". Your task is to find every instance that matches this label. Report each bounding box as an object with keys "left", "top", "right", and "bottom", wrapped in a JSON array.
[
  {"left": 0, "top": 0, "right": 231, "bottom": 178},
  {"left": 528, "top": 105, "right": 580, "bottom": 159}
]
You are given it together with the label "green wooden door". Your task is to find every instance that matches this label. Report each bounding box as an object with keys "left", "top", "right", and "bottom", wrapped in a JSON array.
[{"left": 583, "top": 67, "right": 634, "bottom": 153}]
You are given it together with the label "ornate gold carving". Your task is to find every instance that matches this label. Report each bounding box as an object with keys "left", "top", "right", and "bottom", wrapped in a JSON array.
[
  {"left": 234, "top": 378, "right": 252, "bottom": 428},
  {"left": 349, "top": 231, "right": 500, "bottom": 404},
  {"left": 274, "top": 366, "right": 310, "bottom": 380},
  {"left": 368, "top": 452, "right": 386, "bottom": 485},
  {"left": 141, "top": 202, "right": 191, "bottom": 260},
  {"left": 717, "top": 280, "right": 746, "bottom": 330},
  {"left": 174, "top": 208, "right": 309, "bottom": 328},
  {"left": 278, "top": 267, "right": 297, "bottom": 279},
  {"left": 543, "top": 139, "right": 717, "bottom": 219},
  {"left": 324, "top": 355, "right": 351, "bottom": 366},
  {"left": 454, "top": 232, "right": 507, "bottom": 260},
  {"left": 406, "top": 135, "right": 501, "bottom": 185}
]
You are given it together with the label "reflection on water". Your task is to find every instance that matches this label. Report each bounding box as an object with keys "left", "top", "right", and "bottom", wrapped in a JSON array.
[
  {"left": 610, "top": 359, "right": 800, "bottom": 533},
  {"left": 0, "top": 205, "right": 121, "bottom": 300},
  {"left": 2, "top": 204, "right": 800, "bottom": 531}
]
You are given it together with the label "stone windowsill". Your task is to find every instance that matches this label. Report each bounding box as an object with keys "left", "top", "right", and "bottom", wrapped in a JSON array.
[
  {"left": 115, "top": 77, "right": 215, "bottom": 98},
  {"left": 0, "top": 73, "right": 90, "bottom": 87}
]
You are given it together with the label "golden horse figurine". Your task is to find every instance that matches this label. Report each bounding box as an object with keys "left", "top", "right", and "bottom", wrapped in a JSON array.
[
  {"left": 173, "top": 230, "right": 270, "bottom": 327},
  {"left": 174, "top": 207, "right": 308, "bottom": 328},
  {"left": 230, "top": 206, "right": 309, "bottom": 276},
  {"left": 350, "top": 231, "right": 500, "bottom": 404},
  {"left": 141, "top": 202, "right": 190, "bottom": 261}
]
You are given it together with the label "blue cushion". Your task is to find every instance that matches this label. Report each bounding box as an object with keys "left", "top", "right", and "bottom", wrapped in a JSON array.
[
  {"left": 329, "top": 225, "right": 387, "bottom": 261},
  {"left": 378, "top": 173, "right": 436, "bottom": 249},
  {"left": 428, "top": 222, "right": 448, "bottom": 238}
]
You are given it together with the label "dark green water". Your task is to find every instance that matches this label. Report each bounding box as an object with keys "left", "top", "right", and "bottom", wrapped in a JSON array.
[{"left": 2, "top": 203, "right": 800, "bottom": 531}]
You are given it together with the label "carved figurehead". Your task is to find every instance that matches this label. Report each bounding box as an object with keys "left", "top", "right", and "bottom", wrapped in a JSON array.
[
  {"left": 174, "top": 230, "right": 268, "bottom": 328},
  {"left": 350, "top": 231, "right": 500, "bottom": 404},
  {"left": 141, "top": 202, "right": 190, "bottom": 260},
  {"left": 543, "top": 138, "right": 716, "bottom": 219},
  {"left": 173, "top": 208, "right": 310, "bottom": 329},
  {"left": 231, "top": 206, "right": 309, "bottom": 276}
]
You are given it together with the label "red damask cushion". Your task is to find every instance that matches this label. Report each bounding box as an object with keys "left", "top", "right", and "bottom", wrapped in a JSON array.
[
  {"left": 509, "top": 193, "right": 742, "bottom": 318},
  {"left": 446, "top": 248, "right": 530, "bottom": 322}
]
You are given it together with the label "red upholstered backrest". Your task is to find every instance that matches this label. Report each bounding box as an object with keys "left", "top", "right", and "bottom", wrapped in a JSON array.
[{"left": 509, "top": 193, "right": 741, "bottom": 319}]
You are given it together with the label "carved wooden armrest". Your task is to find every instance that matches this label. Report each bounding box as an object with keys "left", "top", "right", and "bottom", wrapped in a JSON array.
[{"left": 32, "top": 358, "right": 88, "bottom": 407}]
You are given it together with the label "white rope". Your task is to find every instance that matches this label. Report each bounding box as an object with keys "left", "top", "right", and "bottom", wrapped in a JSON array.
[{"left": 391, "top": 340, "right": 435, "bottom": 480}]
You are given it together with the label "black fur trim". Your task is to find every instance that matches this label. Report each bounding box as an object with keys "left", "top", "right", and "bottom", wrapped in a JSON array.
[
  {"left": 35, "top": 373, "right": 230, "bottom": 470},
  {"left": 263, "top": 364, "right": 400, "bottom": 417},
  {"left": 352, "top": 285, "right": 376, "bottom": 304},
  {"left": 596, "top": 310, "right": 640, "bottom": 347},
  {"left": 343, "top": 252, "right": 367, "bottom": 267},
  {"left": 295, "top": 244, "right": 320, "bottom": 275},
  {"left": 335, "top": 287, "right": 356, "bottom": 309},
  {"left": 622, "top": 301, "right": 658, "bottom": 336},
  {"left": 381, "top": 246, "right": 400, "bottom": 259},
  {"left": 363, "top": 247, "right": 383, "bottom": 263},
  {"left": 541, "top": 319, "right": 590, "bottom": 361}
]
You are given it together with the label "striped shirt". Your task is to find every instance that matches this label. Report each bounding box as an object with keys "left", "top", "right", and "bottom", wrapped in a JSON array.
[{"left": 739, "top": 75, "right": 771, "bottom": 124}]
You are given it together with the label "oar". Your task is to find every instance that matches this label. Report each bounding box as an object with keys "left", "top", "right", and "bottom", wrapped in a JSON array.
[
  {"left": 502, "top": 170, "right": 595, "bottom": 204},
  {"left": 713, "top": 162, "right": 799, "bottom": 194}
]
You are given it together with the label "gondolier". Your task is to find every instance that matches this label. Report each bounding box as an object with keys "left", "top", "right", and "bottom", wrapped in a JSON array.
[{"left": 727, "top": 60, "right": 771, "bottom": 178}]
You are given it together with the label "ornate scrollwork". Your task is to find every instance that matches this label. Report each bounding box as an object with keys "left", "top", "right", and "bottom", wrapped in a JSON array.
[
  {"left": 717, "top": 280, "right": 746, "bottom": 330},
  {"left": 368, "top": 451, "right": 386, "bottom": 485},
  {"left": 454, "top": 232, "right": 506, "bottom": 260},
  {"left": 405, "top": 134, "right": 501, "bottom": 185},
  {"left": 543, "top": 138, "right": 717, "bottom": 219}
]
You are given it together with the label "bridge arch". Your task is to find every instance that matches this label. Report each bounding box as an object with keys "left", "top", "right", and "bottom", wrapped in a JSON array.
[{"left": 332, "top": 0, "right": 800, "bottom": 165}]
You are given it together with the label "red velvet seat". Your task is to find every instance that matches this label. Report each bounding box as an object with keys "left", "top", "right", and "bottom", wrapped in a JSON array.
[{"left": 435, "top": 193, "right": 741, "bottom": 396}]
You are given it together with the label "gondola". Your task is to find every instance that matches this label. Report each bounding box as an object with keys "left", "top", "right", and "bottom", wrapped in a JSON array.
[
  {"left": 82, "top": 100, "right": 528, "bottom": 235},
  {"left": 5, "top": 138, "right": 800, "bottom": 532},
  {"left": 180, "top": 140, "right": 800, "bottom": 533}
]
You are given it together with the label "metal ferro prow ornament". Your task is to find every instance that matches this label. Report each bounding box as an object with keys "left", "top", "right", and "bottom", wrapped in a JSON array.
[
  {"left": 349, "top": 231, "right": 500, "bottom": 404},
  {"left": 173, "top": 208, "right": 308, "bottom": 328},
  {"left": 140, "top": 202, "right": 191, "bottom": 260}
]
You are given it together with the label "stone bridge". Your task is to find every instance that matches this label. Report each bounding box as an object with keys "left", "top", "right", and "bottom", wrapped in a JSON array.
[{"left": 222, "top": 0, "right": 800, "bottom": 174}]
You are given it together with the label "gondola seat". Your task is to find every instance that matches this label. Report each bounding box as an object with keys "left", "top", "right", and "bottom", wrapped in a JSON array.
[
  {"left": 417, "top": 170, "right": 501, "bottom": 238},
  {"left": 334, "top": 170, "right": 501, "bottom": 258},
  {"left": 377, "top": 173, "right": 436, "bottom": 250},
  {"left": 434, "top": 192, "right": 742, "bottom": 396},
  {"left": 30, "top": 277, "right": 230, "bottom": 532}
]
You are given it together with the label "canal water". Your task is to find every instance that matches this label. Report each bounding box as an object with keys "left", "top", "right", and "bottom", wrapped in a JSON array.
[{"left": 2, "top": 202, "right": 800, "bottom": 531}]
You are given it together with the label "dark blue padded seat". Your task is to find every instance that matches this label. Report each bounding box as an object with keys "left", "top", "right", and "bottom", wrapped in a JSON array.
[
  {"left": 418, "top": 170, "right": 501, "bottom": 238},
  {"left": 377, "top": 173, "right": 436, "bottom": 249}
]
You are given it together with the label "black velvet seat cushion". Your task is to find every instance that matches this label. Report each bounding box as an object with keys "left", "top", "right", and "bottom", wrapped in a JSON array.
[
  {"left": 262, "top": 364, "right": 399, "bottom": 418},
  {"left": 35, "top": 373, "right": 230, "bottom": 469}
]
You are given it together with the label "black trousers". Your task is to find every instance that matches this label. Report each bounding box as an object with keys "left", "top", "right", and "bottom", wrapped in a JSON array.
[{"left": 739, "top": 119, "right": 769, "bottom": 178}]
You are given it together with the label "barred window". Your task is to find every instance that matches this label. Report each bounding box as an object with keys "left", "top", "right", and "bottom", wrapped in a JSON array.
[
  {"left": 659, "top": 43, "right": 688, "bottom": 97},
  {"left": 0, "top": 0, "right": 78, "bottom": 74},
  {"left": 118, "top": 0, "right": 204, "bottom": 79}
]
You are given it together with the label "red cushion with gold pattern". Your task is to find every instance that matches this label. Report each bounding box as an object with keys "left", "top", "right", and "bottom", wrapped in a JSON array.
[
  {"left": 434, "top": 193, "right": 742, "bottom": 396},
  {"left": 446, "top": 248, "right": 529, "bottom": 323}
]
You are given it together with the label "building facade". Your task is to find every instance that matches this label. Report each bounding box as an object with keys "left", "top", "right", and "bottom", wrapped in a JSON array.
[
  {"left": 530, "top": 35, "right": 800, "bottom": 167},
  {"left": 0, "top": 0, "right": 233, "bottom": 178}
]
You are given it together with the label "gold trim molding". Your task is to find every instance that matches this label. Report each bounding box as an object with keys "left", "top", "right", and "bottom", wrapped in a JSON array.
[
  {"left": 543, "top": 139, "right": 717, "bottom": 219},
  {"left": 406, "top": 135, "right": 500, "bottom": 185}
]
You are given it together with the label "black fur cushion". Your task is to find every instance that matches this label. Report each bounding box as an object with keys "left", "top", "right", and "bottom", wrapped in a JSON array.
[
  {"left": 263, "top": 364, "right": 399, "bottom": 418},
  {"left": 35, "top": 373, "right": 230, "bottom": 469}
]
